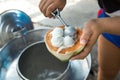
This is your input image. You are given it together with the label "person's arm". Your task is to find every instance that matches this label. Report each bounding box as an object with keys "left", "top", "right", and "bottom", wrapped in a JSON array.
[
  {"left": 97, "top": 16, "right": 120, "bottom": 35},
  {"left": 39, "top": 0, "right": 66, "bottom": 18},
  {"left": 71, "top": 17, "right": 120, "bottom": 59}
]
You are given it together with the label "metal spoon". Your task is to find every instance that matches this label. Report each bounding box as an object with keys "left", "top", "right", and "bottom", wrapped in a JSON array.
[{"left": 51, "top": 9, "right": 77, "bottom": 38}]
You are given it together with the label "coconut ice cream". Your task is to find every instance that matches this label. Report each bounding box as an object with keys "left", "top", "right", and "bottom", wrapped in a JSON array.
[
  {"left": 51, "top": 27, "right": 64, "bottom": 37},
  {"left": 64, "top": 36, "right": 75, "bottom": 47},
  {"left": 51, "top": 27, "right": 77, "bottom": 52},
  {"left": 51, "top": 27, "right": 64, "bottom": 47},
  {"left": 51, "top": 36, "right": 64, "bottom": 47}
]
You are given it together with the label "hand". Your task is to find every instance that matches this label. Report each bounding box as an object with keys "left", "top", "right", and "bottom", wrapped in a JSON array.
[
  {"left": 39, "top": 0, "right": 66, "bottom": 18},
  {"left": 71, "top": 19, "right": 103, "bottom": 60}
]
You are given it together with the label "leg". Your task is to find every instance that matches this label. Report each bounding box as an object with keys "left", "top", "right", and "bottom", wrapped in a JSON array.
[{"left": 97, "top": 35, "right": 120, "bottom": 80}]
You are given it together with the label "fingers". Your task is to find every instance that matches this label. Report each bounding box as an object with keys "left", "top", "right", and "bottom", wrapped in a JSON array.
[
  {"left": 71, "top": 37, "right": 92, "bottom": 60},
  {"left": 80, "top": 25, "right": 92, "bottom": 46},
  {"left": 39, "top": 0, "right": 57, "bottom": 17},
  {"left": 80, "top": 32, "right": 91, "bottom": 46},
  {"left": 39, "top": 0, "right": 53, "bottom": 17},
  {"left": 40, "top": 0, "right": 55, "bottom": 17},
  {"left": 46, "top": 3, "right": 57, "bottom": 18},
  {"left": 39, "top": 0, "right": 66, "bottom": 18},
  {"left": 71, "top": 26, "right": 92, "bottom": 59},
  {"left": 71, "top": 23, "right": 99, "bottom": 60},
  {"left": 42, "top": 2, "right": 53, "bottom": 17},
  {"left": 71, "top": 35, "right": 96, "bottom": 60},
  {"left": 45, "top": 4, "right": 64, "bottom": 18},
  {"left": 39, "top": 0, "right": 47, "bottom": 12},
  {"left": 71, "top": 47, "right": 92, "bottom": 60}
]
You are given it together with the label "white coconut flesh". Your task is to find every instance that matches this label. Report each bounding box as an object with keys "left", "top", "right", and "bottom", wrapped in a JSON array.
[{"left": 45, "top": 43, "right": 84, "bottom": 61}]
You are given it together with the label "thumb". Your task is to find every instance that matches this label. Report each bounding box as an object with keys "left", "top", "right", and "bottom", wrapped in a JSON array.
[{"left": 80, "top": 31, "right": 92, "bottom": 46}]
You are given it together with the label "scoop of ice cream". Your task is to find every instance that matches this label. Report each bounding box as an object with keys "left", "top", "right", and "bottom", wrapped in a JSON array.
[
  {"left": 51, "top": 27, "right": 76, "bottom": 48},
  {"left": 64, "top": 26, "right": 76, "bottom": 37},
  {"left": 51, "top": 36, "right": 64, "bottom": 47},
  {"left": 51, "top": 27, "right": 63, "bottom": 37},
  {"left": 64, "top": 36, "right": 75, "bottom": 47}
]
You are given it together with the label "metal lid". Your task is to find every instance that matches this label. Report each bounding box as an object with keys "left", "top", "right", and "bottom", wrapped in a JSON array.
[{"left": 0, "top": 9, "right": 34, "bottom": 47}]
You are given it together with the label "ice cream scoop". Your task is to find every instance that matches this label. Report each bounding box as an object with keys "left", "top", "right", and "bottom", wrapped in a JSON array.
[{"left": 51, "top": 9, "right": 77, "bottom": 39}]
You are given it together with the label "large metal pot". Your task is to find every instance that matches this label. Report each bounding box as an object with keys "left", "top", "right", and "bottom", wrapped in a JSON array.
[
  {"left": 17, "top": 41, "right": 91, "bottom": 80},
  {"left": 0, "top": 28, "right": 50, "bottom": 80}
]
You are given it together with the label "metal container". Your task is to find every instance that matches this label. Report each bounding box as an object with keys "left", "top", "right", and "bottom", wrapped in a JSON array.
[
  {"left": 17, "top": 41, "right": 91, "bottom": 80},
  {"left": 0, "top": 9, "right": 33, "bottom": 47},
  {"left": 0, "top": 28, "right": 91, "bottom": 80},
  {"left": 0, "top": 28, "right": 50, "bottom": 80}
]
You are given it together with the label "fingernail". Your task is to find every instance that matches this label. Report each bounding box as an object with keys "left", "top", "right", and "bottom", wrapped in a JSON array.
[{"left": 80, "top": 39, "right": 87, "bottom": 45}]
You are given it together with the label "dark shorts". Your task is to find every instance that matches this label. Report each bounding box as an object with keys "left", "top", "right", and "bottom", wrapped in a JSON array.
[{"left": 98, "top": 9, "right": 120, "bottom": 48}]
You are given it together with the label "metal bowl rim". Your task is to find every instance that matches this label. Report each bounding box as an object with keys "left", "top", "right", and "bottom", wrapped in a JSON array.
[{"left": 16, "top": 41, "right": 71, "bottom": 80}]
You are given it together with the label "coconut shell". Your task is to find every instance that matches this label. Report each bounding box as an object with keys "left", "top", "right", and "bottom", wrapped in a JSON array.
[{"left": 44, "top": 26, "right": 85, "bottom": 61}]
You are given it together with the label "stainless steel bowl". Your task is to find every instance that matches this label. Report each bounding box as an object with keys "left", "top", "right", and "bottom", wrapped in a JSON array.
[
  {"left": 17, "top": 41, "right": 69, "bottom": 80},
  {"left": 0, "top": 9, "right": 33, "bottom": 47},
  {"left": 17, "top": 42, "right": 91, "bottom": 80},
  {"left": 0, "top": 28, "right": 50, "bottom": 80}
]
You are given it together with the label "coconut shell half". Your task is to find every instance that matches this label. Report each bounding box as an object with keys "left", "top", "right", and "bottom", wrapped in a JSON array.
[{"left": 44, "top": 26, "right": 85, "bottom": 61}]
